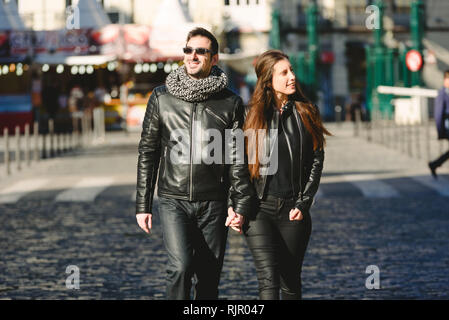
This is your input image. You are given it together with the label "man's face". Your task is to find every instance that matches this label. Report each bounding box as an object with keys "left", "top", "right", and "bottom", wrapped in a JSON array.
[
  {"left": 444, "top": 77, "right": 449, "bottom": 89},
  {"left": 183, "top": 36, "right": 218, "bottom": 79}
]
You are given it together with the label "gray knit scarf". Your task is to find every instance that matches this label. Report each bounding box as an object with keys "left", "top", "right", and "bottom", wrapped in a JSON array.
[{"left": 165, "top": 65, "right": 228, "bottom": 102}]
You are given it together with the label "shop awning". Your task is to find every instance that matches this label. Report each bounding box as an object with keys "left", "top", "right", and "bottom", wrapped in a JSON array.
[
  {"left": 149, "top": 0, "right": 209, "bottom": 59},
  {"left": 76, "top": 0, "right": 111, "bottom": 29},
  {"left": 0, "top": 0, "right": 26, "bottom": 31},
  {"left": 34, "top": 53, "right": 117, "bottom": 65},
  {"left": 219, "top": 51, "right": 261, "bottom": 75}
]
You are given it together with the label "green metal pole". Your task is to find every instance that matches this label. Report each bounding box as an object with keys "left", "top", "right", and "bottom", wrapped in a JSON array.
[
  {"left": 399, "top": 44, "right": 411, "bottom": 87},
  {"left": 292, "top": 52, "right": 307, "bottom": 85},
  {"left": 371, "top": 0, "right": 386, "bottom": 118},
  {"left": 306, "top": 1, "right": 319, "bottom": 101},
  {"left": 365, "top": 46, "right": 373, "bottom": 115},
  {"left": 373, "top": 0, "right": 385, "bottom": 88},
  {"left": 410, "top": 0, "right": 425, "bottom": 86},
  {"left": 269, "top": 9, "right": 281, "bottom": 50}
]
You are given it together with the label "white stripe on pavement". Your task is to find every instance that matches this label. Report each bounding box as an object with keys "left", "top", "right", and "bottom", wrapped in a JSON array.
[
  {"left": 410, "top": 175, "right": 449, "bottom": 197},
  {"left": 343, "top": 174, "right": 400, "bottom": 198},
  {"left": 315, "top": 187, "right": 324, "bottom": 200},
  {"left": 131, "top": 190, "right": 137, "bottom": 202},
  {"left": 0, "top": 179, "right": 49, "bottom": 204},
  {"left": 55, "top": 177, "right": 115, "bottom": 202},
  {"left": 311, "top": 187, "right": 323, "bottom": 207}
]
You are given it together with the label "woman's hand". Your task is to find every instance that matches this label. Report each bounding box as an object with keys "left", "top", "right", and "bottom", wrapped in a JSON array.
[
  {"left": 226, "top": 207, "right": 245, "bottom": 234},
  {"left": 289, "top": 208, "right": 303, "bottom": 221}
]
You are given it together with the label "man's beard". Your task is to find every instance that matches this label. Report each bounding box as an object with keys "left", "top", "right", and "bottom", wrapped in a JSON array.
[{"left": 186, "top": 63, "right": 210, "bottom": 79}]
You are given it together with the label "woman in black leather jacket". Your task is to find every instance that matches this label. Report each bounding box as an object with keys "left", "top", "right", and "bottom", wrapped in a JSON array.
[{"left": 229, "top": 50, "right": 331, "bottom": 300}]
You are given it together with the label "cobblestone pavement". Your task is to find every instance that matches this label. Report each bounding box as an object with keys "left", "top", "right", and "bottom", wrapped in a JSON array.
[{"left": 0, "top": 124, "right": 448, "bottom": 300}]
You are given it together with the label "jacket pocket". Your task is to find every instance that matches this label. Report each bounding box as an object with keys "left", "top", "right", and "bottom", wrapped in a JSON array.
[{"left": 204, "top": 107, "right": 227, "bottom": 127}]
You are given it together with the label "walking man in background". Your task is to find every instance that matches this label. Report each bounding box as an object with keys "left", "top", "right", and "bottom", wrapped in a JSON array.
[
  {"left": 135, "top": 28, "right": 253, "bottom": 299},
  {"left": 429, "top": 70, "right": 449, "bottom": 179}
]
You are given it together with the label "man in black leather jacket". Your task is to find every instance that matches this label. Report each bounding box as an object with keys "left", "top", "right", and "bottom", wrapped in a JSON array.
[{"left": 135, "top": 28, "right": 253, "bottom": 299}]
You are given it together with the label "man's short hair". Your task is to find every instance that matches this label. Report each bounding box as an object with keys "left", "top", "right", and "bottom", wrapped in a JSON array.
[
  {"left": 186, "top": 27, "right": 219, "bottom": 56},
  {"left": 444, "top": 70, "right": 449, "bottom": 79}
]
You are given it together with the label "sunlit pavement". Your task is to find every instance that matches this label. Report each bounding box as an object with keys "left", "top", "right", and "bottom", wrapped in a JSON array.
[{"left": 0, "top": 124, "right": 448, "bottom": 299}]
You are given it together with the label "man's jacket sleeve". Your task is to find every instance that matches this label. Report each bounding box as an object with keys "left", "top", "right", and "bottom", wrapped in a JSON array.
[
  {"left": 226, "top": 98, "right": 254, "bottom": 217},
  {"left": 136, "top": 92, "right": 161, "bottom": 215}
]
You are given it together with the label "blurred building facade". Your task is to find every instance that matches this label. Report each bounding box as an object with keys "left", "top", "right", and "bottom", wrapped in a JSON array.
[
  {"left": 15, "top": 0, "right": 273, "bottom": 54},
  {"left": 10, "top": 0, "right": 449, "bottom": 119},
  {"left": 276, "top": 0, "right": 449, "bottom": 115},
  {"left": 14, "top": 0, "right": 273, "bottom": 91}
]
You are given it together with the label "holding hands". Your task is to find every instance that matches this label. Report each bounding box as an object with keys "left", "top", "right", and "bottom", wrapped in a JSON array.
[{"left": 225, "top": 207, "right": 245, "bottom": 234}]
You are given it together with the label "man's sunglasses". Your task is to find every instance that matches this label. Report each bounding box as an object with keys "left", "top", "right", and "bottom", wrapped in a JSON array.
[{"left": 183, "top": 47, "right": 213, "bottom": 55}]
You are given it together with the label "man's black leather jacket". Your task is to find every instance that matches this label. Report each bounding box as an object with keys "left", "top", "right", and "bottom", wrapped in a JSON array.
[
  {"left": 244, "top": 101, "right": 324, "bottom": 214},
  {"left": 136, "top": 85, "right": 254, "bottom": 217}
]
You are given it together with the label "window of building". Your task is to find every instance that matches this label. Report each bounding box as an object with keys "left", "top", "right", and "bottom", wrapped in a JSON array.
[
  {"left": 392, "top": 0, "right": 412, "bottom": 14},
  {"left": 225, "top": 0, "right": 230, "bottom": 5}
]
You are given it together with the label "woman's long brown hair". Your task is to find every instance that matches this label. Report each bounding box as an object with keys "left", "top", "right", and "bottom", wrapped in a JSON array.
[{"left": 244, "top": 49, "right": 332, "bottom": 180}]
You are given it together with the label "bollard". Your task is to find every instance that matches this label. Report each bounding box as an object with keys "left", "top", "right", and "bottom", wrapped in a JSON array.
[
  {"left": 48, "top": 119, "right": 54, "bottom": 157},
  {"left": 42, "top": 131, "right": 47, "bottom": 159},
  {"left": 4, "top": 128, "right": 10, "bottom": 175},
  {"left": 385, "top": 118, "right": 390, "bottom": 149},
  {"left": 34, "top": 122, "right": 39, "bottom": 162},
  {"left": 25, "top": 123, "right": 30, "bottom": 167},
  {"left": 407, "top": 123, "right": 412, "bottom": 157},
  {"left": 81, "top": 114, "right": 86, "bottom": 147},
  {"left": 415, "top": 123, "right": 421, "bottom": 159},
  {"left": 15, "top": 126, "right": 21, "bottom": 171},
  {"left": 356, "top": 108, "right": 362, "bottom": 137},
  {"left": 62, "top": 133, "right": 66, "bottom": 153},
  {"left": 69, "top": 131, "right": 73, "bottom": 151},
  {"left": 101, "top": 108, "right": 106, "bottom": 140},
  {"left": 56, "top": 133, "right": 60, "bottom": 155}
]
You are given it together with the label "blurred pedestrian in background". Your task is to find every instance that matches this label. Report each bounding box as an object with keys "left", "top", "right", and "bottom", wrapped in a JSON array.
[
  {"left": 232, "top": 49, "right": 331, "bottom": 300},
  {"left": 42, "top": 82, "right": 60, "bottom": 120},
  {"left": 428, "top": 70, "right": 449, "bottom": 179}
]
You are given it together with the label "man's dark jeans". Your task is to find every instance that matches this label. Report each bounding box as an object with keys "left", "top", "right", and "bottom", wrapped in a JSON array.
[{"left": 158, "top": 196, "right": 228, "bottom": 300}]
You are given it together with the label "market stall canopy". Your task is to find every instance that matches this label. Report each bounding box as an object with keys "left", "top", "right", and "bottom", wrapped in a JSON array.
[
  {"left": 0, "top": 0, "right": 27, "bottom": 30},
  {"left": 34, "top": 53, "right": 117, "bottom": 65},
  {"left": 219, "top": 51, "right": 262, "bottom": 75},
  {"left": 149, "top": 0, "right": 210, "bottom": 59},
  {"left": 76, "top": 0, "right": 111, "bottom": 29}
]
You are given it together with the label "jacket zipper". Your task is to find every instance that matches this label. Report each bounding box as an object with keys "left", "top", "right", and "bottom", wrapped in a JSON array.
[
  {"left": 162, "top": 146, "right": 168, "bottom": 176},
  {"left": 280, "top": 113, "right": 295, "bottom": 197},
  {"left": 259, "top": 114, "right": 277, "bottom": 199},
  {"left": 204, "top": 107, "right": 227, "bottom": 126},
  {"left": 293, "top": 110, "right": 304, "bottom": 200},
  {"left": 189, "top": 103, "right": 197, "bottom": 201}
]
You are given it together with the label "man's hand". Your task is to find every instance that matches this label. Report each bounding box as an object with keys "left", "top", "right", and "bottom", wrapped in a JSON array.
[
  {"left": 136, "top": 213, "right": 152, "bottom": 234},
  {"left": 225, "top": 207, "right": 245, "bottom": 234},
  {"left": 289, "top": 208, "right": 303, "bottom": 221}
]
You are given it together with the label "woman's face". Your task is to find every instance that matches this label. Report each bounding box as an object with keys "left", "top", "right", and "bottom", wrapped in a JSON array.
[{"left": 271, "top": 59, "right": 296, "bottom": 97}]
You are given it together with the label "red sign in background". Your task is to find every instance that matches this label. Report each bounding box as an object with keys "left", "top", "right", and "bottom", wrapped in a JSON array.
[{"left": 406, "top": 49, "right": 423, "bottom": 72}]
